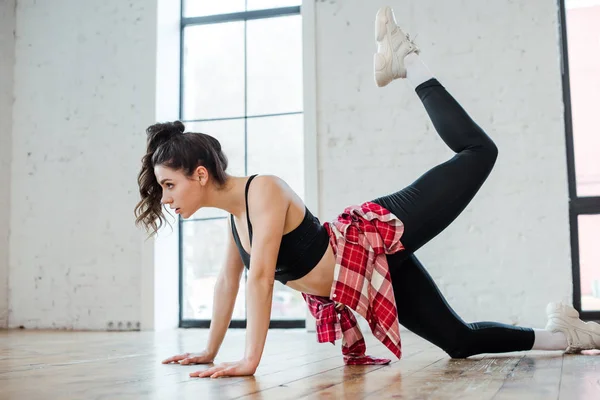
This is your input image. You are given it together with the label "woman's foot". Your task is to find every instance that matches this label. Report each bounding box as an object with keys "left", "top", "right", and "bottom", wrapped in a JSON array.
[
  {"left": 546, "top": 302, "right": 600, "bottom": 353},
  {"left": 374, "top": 6, "right": 419, "bottom": 87}
]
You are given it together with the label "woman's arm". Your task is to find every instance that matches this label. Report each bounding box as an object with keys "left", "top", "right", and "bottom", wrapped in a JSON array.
[
  {"left": 243, "top": 176, "right": 289, "bottom": 368},
  {"left": 190, "top": 176, "right": 290, "bottom": 378}
]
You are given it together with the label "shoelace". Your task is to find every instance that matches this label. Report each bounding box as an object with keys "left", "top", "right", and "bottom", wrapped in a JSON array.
[{"left": 407, "top": 33, "right": 419, "bottom": 50}]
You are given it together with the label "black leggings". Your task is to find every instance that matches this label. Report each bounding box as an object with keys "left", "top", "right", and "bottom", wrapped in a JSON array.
[{"left": 372, "top": 79, "right": 535, "bottom": 358}]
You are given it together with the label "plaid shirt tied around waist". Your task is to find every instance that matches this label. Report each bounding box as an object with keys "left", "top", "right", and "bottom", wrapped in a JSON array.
[{"left": 302, "top": 202, "right": 405, "bottom": 365}]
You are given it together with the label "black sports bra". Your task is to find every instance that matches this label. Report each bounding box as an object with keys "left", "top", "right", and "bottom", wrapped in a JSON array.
[{"left": 230, "top": 175, "right": 330, "bottom": 284}]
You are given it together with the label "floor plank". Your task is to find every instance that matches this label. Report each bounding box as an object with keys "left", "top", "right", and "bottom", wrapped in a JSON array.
[
  {"left": 492, "top": 352, "right": 564, "bottom": 400},
  {"left": 559, "top": 352, "right": 600, "bottom": 399},
  {"left": 1, "top": 328, "right": 599, "bottom": 399}
]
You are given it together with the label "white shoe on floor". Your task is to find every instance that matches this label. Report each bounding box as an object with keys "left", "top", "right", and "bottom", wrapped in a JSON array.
[
  {"left": 545, "top": 302, "right": 600, "bottom": 353},
  {"left": 374, "top": 6, "right": 419, "bottom": 87}
]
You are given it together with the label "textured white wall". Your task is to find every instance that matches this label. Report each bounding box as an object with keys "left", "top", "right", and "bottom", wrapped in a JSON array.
[
  {"left": 0, "top": 0, "right": 16, "bottom": 329},
  {"left": 9, "top": 0, "right": 157, "bottom": 329},
  {"left": 315, "top": 0, "right": 571, "bottom": 328}
]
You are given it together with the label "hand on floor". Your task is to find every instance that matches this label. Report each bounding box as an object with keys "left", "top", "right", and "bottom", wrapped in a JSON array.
[
  {"left": 161, "top": 350, "right": 215, "bottom": 365},
  {"left": 189, "top": 358, "right": 257, "bottom": 378}
]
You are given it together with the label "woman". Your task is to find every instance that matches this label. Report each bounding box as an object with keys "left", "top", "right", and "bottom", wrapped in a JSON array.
[{"left": 135, "top": 6, "right": 600, "bottom": 379}]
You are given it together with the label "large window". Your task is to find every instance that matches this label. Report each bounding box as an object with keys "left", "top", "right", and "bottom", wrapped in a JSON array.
[
  {"left": 560, "top": 0, "right": 600, "bottom": 320},
  {"left": 178, "top": 1, "right": 306, "bottom": 328}
]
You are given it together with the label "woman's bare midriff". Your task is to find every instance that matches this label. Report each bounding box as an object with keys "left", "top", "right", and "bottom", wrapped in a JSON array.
[{"left": 284, "top": 243, "right": 335, "bottom": 297}]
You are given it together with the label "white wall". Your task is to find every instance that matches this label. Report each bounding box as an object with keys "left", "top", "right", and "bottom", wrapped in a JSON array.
[
  {"left": 0, "top": 0, "right": 16, "bottom": 329},
  {"left": 8, "top": 0, "right": 158, "bottom": 329},
  {"left": 315, "top": 0, "right": 571, "bottom": 328}
]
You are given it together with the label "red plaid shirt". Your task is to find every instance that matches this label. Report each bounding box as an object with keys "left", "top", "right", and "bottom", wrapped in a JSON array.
[{"left": 302, "top": 202, "right": 405, "bottom": 365}]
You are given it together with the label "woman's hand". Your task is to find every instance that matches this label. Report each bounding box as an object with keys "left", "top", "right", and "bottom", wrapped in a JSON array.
[
  {"left": 161, "top": 350, "right": 215, "bottom": 365},
  {"left": 189, "top": 358, "right": 257, "bottom": 378}
]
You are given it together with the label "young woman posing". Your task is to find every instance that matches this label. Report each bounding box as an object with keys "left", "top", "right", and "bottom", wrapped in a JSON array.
[{"left": 135, "top": 6, "right": 600, "bottom": 379}]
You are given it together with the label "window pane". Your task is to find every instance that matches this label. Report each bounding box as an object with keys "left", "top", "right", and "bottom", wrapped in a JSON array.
[
  {"left": 184, "top": 120, "right": 246, "bottom": 220},
  {"left": 246, "top": 0, "right": 301, "bottom": 11},
  {"left": 566, "top": 4, "right": 600, "bottom": 196},
  {"left": 247, "top": 114, "right": 304, "bottom": 199},
  {"left": 184, "top": 0, "right": 245, "bottom": 17},
  {"left": 246, "top": 15, "right": 303, "bottom": 115},
  {"left": 182, "top": 219, "right": 247, "bottom": 320},
  {"left": 578, "top": 214, "right": 600, "bottom": 311},
  {"left": 182, "top": 23, "right": 245, "bottom": 120}
]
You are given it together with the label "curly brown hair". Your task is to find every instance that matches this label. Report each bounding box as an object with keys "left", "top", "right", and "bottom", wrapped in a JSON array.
[{"left": 134, "top": 121, "right": 229, "bottom": 236}]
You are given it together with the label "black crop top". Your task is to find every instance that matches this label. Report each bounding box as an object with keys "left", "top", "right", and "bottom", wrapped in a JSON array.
[{"left": 230, "top": 174, "right": 330, "bottom": 284}]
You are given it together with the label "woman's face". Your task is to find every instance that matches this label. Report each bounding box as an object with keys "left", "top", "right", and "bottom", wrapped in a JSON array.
[{"left": 154, "top": 164, "right": 204, "bottom": 219}]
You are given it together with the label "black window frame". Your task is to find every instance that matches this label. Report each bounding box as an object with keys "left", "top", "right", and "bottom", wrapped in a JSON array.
[{"left": 559, "top": 0, "right": 600, "bottom": 321}]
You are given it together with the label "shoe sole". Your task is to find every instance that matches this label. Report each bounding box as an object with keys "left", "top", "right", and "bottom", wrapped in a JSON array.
[
  {"left": 374, "top": 6, "right": 398, "bottom": 87},
  {"left": 375, "top": 6, "right": 392, "bottom": 42}
]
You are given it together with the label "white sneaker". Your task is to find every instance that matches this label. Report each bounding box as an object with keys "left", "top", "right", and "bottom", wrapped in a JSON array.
[
  {"left": 545, "top": 302, "right": 600, "bottom": 353},
  {"left": 374, "top": 6, "right": 419, "bottom": 87}
]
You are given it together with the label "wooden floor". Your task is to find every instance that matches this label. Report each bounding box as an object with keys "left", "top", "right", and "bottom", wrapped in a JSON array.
[{"left": 1, "top": 328, "right": 599, "bottom": 400}]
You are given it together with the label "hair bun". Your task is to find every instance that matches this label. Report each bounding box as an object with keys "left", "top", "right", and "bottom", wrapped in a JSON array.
[
  {"left": 172, "top": 120, "right": 185, "bottom": 134},
  {"left": 145, "top": 120, "right": 185, "bottom": 151}
]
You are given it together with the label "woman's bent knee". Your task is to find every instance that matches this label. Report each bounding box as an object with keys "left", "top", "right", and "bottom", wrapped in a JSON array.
[
  {"left": 446, "top": 346, "right": 474, "bottom": 359},
  {"left": 485, "top": 140, "right": 498, "bottom": 165},
  {"left": 470, "top": 138, "right": 498, "bottom": 172},
  {"left": 441, "top": 330, "right": 478, "bottom": 359}
]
